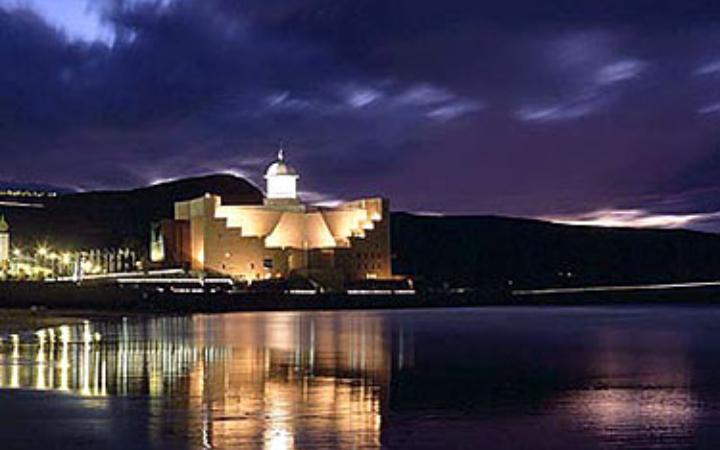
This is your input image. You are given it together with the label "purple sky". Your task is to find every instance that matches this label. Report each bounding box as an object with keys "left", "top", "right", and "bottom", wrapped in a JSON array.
[{"left": 3, "top": 1, "right": 720, "bottom": 230}]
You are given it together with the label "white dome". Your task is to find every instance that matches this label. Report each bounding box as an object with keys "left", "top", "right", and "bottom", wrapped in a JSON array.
[
  {"left": 265, "top": 149, "right": 298, "bottom": 178},
  {"left": 265, "top": 148, "right": 299, "bottom": 201},
  {"left": 265, "top": 161, "right": 297, "bottom": 177}
]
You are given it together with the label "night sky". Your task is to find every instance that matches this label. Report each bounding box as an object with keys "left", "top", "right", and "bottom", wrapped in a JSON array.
[{"left": 3, "top": 1, "right": 720, "bottom": 230}]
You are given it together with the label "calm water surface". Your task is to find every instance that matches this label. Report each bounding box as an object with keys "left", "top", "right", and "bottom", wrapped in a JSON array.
[{"left": 2, "top": 306, "right": 720, "bottom": 449}]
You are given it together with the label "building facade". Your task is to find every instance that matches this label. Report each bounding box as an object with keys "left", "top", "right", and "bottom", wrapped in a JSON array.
[
  {"left": 152, "top": 150, "right": 392, "bottom": 286},
  {"left": 0, "top": 215, "right": 9, "bottom": 265}
]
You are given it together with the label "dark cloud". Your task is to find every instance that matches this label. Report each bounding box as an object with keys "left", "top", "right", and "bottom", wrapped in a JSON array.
[{"left": 2, "top": 0, "right": 720, "bottom": 229}]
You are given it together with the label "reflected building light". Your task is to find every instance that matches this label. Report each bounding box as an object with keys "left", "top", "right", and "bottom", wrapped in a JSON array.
[
  {"left": 309, "top": 320, "right": 315, "bottom": 375},
  {"left": 83, "top": 321, "right": 93, "bottom": 346},
  {"left": 47, "top": 328, "right": 55, "bottom": 351},
  {"left": 10, "top": 334, "right": 19, "bottom": 361},
  {"left": 265, "top": 427, "right": 294, "bottom": 450},
  {"left": 9, "top": 335, "right": 20, "bottom": 389},
  {"left": 568, "top": 388, "right": 697, "bottom": 441},
  {"left": 100, "top": 359, "right": 107, "bottom": 396},
  {"left": 35, "top": 360, "right": 46, "bottom": 391},
  {"left": 59, "top": 326, "right": 71, "bottom": 345},
  {"left": 93, "top": 346, "right": 101, "bottom": 396},
  {"left": 59, "top": 339, "right": 69, "bottom": 391},
  {"left": 36, "top": 337, "right": 46, "bottom": 364},
  {"left": 35, "top": 329, "right": 46, "bottom": 345},
  {"left": 9, "top": 361, "right": 19, "bottom": 389},
  {"left": 202, "top": 415, "right": 212, "bottom": 450},
  {"left": 81, "top": 337, "right": 91, "bottom": 396},
  {"left": 0, "top": 313, "right": 398, "bottom": 447},
  {"left": 35, "top": 335, "right": 47, "bottom": 390},
  {"left": 47, "top": 355, "right": 55, "bottom": 391},
  {"left": 562, "top": 329, "right": 697, "bottom": 444}
]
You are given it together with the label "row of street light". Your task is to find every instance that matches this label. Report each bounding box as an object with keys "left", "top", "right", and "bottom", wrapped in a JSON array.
[{"left": 6, "top": 245, "right": 106, "bottom": 280}]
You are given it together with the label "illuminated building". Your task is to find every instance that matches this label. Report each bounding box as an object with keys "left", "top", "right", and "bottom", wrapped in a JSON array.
[
  {"left": 0, "top": 215, "right": 9, "bottom": 265},
  {"left": 152, "top": 149, "right": 391, "bottom": 286}
]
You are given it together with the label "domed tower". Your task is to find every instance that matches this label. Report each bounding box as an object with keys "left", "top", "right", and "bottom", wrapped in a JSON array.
[{"left": 264, "top": 147, "right": 300, "bottom": 207}]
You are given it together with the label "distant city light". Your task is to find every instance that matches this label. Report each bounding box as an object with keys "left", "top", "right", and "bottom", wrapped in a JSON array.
[{"left": 0, "top": 189, "right": 58, "bottom": 199}]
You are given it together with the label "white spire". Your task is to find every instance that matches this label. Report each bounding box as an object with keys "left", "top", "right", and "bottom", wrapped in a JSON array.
[{"left": 278, "top": 141, "right": 285, "bottom": 161}]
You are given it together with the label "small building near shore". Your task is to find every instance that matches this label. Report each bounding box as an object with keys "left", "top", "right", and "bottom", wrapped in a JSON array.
[
  {"left": 151, "top": 149, "right": 392, "bottom": 287},
  {"left": 0, "top": 215, "right": 9, "bottom": 265}
]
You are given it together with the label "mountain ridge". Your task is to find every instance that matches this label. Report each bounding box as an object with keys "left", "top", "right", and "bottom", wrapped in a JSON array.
[
  {"left": 1, "top": 174, "right": 719, "bottom": 289},
  {"left": 0, "top": 174, "right": 264, "bottom": 249}
]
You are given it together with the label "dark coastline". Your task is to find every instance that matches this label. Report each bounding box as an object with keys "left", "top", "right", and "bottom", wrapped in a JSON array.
[{"left": 1, "top": 281, "right": 720, "bottom": 314}]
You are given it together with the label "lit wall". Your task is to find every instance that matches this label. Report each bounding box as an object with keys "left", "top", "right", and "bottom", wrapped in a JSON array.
[
  {"left": 266, "top": 175, "right": 298, "bottom": 199},
  {"left": 171, "top": 194, "right": 392, "bottom": 281},
  {"left": 0, "top": 233, "right": 8, "bottom": 263}
]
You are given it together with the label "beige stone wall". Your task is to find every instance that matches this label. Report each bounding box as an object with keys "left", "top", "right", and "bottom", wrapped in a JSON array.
[
  {"left": 154, "top": 219, "right": 190, "bottom": 268},
  {"left": 181, "top": 195, "right": 216, "bottom": 271},
  {"left": 215, "top": 203, "right": 283, "bottom": 237},
  {"left": 204, "top": 220, "right": 267, "bottom": 280},
  {"left": 333, "top": 199, "right": 391, "bottom": 280}
]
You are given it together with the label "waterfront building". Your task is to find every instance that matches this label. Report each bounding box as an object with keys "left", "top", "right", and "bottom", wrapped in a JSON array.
[
  {"left": 0, "top": 215, "right": 9, "bottom": 265},
  {"left": 79, "top": 248, "right": 140, "bottom": 276},
  {"left": 152, "top": 149, "right": 391, "bottom": 286}
]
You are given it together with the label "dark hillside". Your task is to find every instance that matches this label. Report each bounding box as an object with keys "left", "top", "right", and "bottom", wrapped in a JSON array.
[
  {"left": 391, "top": 212, "right": 720, "bottom": 289},
  {"left": 4, "top": 174, "right": 720, "bottom": 290},
  {"left": 0, "top": 175, "right": 263, "bottom": 250}
]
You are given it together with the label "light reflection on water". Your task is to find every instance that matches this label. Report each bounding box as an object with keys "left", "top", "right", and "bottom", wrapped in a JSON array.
[
  {"left": 1, "top": 307, "right": 720, "bottom": 449},
  {"left": 0, "top": 312, "right": 401, "bottom": 449},
  {"left": 555, "top": 326, "right": 699, "bottom": 449}
]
